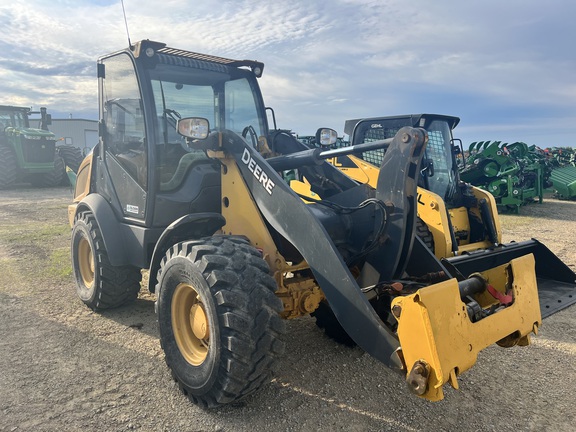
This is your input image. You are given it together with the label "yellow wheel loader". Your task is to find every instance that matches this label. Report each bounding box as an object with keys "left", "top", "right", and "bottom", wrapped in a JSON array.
[
  {"left": 313, "top": 114, "right": 575, "bottom": 318},
  {"left": 69, "top": 42, "right": 541, "bottom": 408}
]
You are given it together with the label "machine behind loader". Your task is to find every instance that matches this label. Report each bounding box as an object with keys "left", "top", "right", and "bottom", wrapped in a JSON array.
[
  {"left": 69, "top": 41, "right": 542, "bottom": 408},
  {"left": 0, "top": 105, "right": 83, "bottom": 188},
  {"left": 319, "top": 114, "right": 576, "bottom": 318}
]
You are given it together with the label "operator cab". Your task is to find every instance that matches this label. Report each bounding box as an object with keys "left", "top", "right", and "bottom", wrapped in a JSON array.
[
  {"left": 88, "top": 40, "right": 356, "bottom": 269},
  {"left": 344, "top": 114, "right": 497, "bottom": 248},
  {"left": 344, "top": 114, "right": 462, "bottom": 205},
  {"left": 96, "top": 40, "right": 269, "bottom": 228}
]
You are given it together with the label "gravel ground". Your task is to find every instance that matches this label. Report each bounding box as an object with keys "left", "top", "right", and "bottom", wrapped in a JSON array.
[{"left": 0, "top": 186, "right": 574, "bottom": 432}]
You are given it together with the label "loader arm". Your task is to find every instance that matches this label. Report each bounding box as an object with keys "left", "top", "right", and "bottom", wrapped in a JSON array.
[
  {"left": 219, "top": 130, "right": 404, "bottom": 369},
  {"left": 365, "top": 128, "right": 425, "bottom": 282}
]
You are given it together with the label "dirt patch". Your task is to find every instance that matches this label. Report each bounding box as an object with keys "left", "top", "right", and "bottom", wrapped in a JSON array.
[{"left": 1, "top": 186, "right": 575, "bottom": 432}]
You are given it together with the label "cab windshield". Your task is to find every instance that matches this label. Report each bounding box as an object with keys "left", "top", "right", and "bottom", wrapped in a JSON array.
[
  {"left": 148, "top": 65, "right": 266, "bottom": 145},
  {"left": 146, "top": 63, "right": 267, "bottom": 191},
  {"left": 0, "top": 109, "right": 28, "bottom": 129}
]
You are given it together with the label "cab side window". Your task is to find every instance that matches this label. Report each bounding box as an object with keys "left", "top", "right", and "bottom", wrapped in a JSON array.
[{"left": 101, "top": 54, "right": 147, "bottom": 189}]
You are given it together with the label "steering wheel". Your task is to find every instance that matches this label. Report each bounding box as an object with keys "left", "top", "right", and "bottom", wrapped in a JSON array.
[{"left": 242, "top": 125, "right": 259, "bottom": 149}]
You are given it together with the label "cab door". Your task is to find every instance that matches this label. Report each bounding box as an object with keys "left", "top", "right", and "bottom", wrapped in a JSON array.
[{"left": 98, "top": 53, "right": 148, "bottom": 221}]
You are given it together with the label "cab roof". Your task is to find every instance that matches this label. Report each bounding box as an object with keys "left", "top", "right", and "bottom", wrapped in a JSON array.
[{"left": 344, "top": 114, "right": 460, "bottom": 137}]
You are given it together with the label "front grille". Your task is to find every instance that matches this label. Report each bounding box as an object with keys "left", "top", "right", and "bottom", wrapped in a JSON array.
[{"left": 22, "top": 138, "right": 55, "bottom": 163}]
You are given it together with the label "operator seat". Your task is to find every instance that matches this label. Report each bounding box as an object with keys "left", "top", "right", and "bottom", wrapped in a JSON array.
[
  {"left": 270, "top": 129, "right": 306, "bottom": 155},
  {"left": 160, "top": 151, "right": 209, "bottom": 191}
]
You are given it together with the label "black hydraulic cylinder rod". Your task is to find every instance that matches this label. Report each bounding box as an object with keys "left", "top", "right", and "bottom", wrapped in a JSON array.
[
  {"left": 266, "top": 138, "right": 394, "bottom": 171},
  {"left": 267, "top": 148, "right": 323, "bottom": 171},
  {"left": 458, "top": 274, "right": 486, "bottom": 301}
]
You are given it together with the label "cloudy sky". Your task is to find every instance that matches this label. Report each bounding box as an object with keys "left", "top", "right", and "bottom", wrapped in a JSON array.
[{"left": 0, "top": 0, "right": 574, "bottom": 148}]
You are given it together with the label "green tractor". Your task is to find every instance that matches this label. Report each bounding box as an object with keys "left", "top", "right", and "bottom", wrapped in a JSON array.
[{"left": 0, "top": 105, "right": 83, "bottom": 189}]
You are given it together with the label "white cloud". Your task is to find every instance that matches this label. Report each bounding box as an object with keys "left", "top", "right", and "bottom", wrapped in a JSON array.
[{"left": 0, "top": 0, "right": 574, "bottom": 145}]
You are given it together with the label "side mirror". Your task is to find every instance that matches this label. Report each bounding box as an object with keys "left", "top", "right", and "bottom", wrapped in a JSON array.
[
  {"left": 177, "top": 117, "right": 210, "bottom": 140},
  {"left": 451, "top": 138, "right": 465, "bottom": 168},
  {"left": 315, "top": 128, "right": 338, "bottom": 147}
]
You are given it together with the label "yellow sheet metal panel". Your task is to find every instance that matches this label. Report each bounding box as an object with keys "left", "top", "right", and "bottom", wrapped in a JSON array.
[
  {"left": 329, "top": 155, "right": 372, "bottom": 185},
  {"left": 73, "top": 153, "right": 93, "bottom": 202},
  {"left": 289, "top": 178, "right": 320, "bottom": 204},
  {"left": 67, "top": 203, "right": 78, "bottom": 228},
  {"left": 68, "top": 153, "right": 93, "bottom": 227},
  {"left": 449, "top": 206, "right": 470, "bottom": 245},
  {"left": 392, "top": 254, "right": 541, "bottom": 401},
  {"left": 416, "top": 188, "right": 452, "bottom": 258},
  {"left": 346, "top": 155, "right": 378, "bottom": 187},
  {"left": 219, "top": 157, "right": 287, "bottom": 274}
]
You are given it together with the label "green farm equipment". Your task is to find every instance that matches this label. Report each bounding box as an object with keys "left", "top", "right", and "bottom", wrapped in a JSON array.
[
  {"left": 546, "top": 147, "right": 576, "bottom": 168},
  {"left": 544, "top": 147, "right": 576, "bottom": 200},
  {"left": 459, "top": 141, "right": 552, "bottom": 212},
  {"left": 550, "top": 165, "right": 576, "bottom": 200},
  {"left": 0, "top": 105, "right": 83, "bottom": 189}
]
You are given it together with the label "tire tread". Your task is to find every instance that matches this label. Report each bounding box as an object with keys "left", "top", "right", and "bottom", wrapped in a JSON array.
[{"left": 157, "top": 236, "right": 286, "bottom": 408}]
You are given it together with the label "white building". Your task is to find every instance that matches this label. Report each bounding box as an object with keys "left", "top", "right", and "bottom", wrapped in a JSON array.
[{"left": 49, "top": 118, "right": 99, "bottom": 155}]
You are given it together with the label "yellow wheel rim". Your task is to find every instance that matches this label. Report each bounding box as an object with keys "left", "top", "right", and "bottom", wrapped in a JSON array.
[
  {"left": 172, "top": 283, "right": 210, "bottom": 366},
  {"left": 78, "top": 236, "right": 94, "bottom": 287}
]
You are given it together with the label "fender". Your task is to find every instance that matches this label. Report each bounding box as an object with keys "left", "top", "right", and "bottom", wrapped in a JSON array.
[
  {"left": 73, "top": 193, "right": 128, "bottom": 266},
  {"left": 148, "top": 213, "right": 226, "bottom": 292}
]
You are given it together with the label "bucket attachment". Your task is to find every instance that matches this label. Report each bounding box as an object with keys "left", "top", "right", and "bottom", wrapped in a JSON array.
[{"left": 443, "top": 239, "right": 576, "bottom": 318}]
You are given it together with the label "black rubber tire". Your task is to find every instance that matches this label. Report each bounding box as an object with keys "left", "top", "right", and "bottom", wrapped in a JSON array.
[
  {"left": 56, "top": 145, "right": 83, "bottom": 173},
  {"left": 156, "top": 236, "right": 286, "bottom": 408},
  {"left": 311, "top": 300, "right": 356, "bottom": 347},
  {"left": 71, "top": 210, "right": 141, "bottom": 310},
  {"left": 0, "top": 145, "right": 17, "bottom": 189},
  {"left": 416, "top": 217, "right": 435, "bottom": 252},
  {"left": 29, "top": 155, "right": 66, "bottom": 187}
]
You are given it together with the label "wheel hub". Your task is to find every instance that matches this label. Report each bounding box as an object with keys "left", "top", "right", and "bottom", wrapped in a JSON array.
[
  {"left": 190, "top": 303, "right": 209, "bottom": 340},
  {"left": 78, "top": 237, "right": 94, "bottom": 287},
  {"left": 172, "top": 283, "right": 210, "bottom": 366}
]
